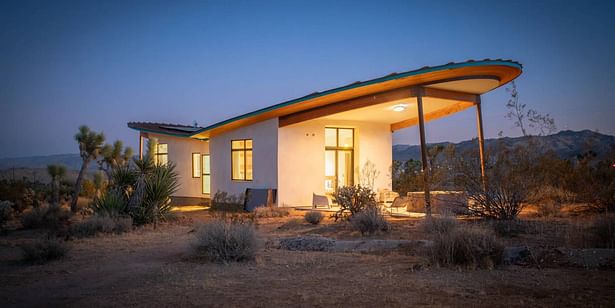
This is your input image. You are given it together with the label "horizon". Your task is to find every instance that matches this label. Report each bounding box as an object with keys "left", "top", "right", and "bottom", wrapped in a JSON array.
[
  {"left": 2, "top": 0, "right": 615, "bottom": 158},
  {"left": 0, "top": 128, "right": 610, "bottom": 159}
]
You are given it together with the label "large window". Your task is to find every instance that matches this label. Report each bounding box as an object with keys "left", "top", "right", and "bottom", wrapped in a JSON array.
[
  {"left": 324, "top": 128, "right": 354, "bottom": 193},
  {"left": 231, "top": 139, "right": 253, "bottom": 181},
  {"left": 202, "top": 154, "right": 211, "bottom": 194},
  {"left": 155, "top": 143, "right": 168, "bottom": 166},
  {"left": 192, "top": 153, "right": 201, "bottom": 178}
]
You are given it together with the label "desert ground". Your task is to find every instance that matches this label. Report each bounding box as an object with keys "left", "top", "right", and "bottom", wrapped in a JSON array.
[{"left": 1, "top": 208, "right": 614, "bottom": 307}]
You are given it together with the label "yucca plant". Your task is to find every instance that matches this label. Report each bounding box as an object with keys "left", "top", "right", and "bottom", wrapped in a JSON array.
[
  {"left": 91, "top": 188, "right": 128, "bottom": 217},
  {"left": 47, "top": 164, "right": 67, "bottom": 207},
  {"left": 131, "top": 163, "right": 178, "bottom": 226},
  {"left": 72, "top": 125, "right": 105, "bottom": 212}
]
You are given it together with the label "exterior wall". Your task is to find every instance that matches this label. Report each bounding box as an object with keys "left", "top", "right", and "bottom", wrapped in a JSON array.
[
  {"left": 209, "top": 118, "right": 279, "bottom": 198},
  {"left": 278, "top": 119, "right": 392, "bottom": 207},
  {"left": 146, "top": 134, "right": 209, "bottom": 199}
]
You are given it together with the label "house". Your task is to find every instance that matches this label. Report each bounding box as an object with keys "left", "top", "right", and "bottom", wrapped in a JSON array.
[{"left": 128, "top": 59, "right": 522, "bottom": 207}]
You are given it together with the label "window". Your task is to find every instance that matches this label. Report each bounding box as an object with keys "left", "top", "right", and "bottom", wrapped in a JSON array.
[
  {"left": 231, "top": 139, "right": 253, "bottom": 181},
  {"left": 324, "top": 128, "right": 354, "bottom": 192},
  {"left": 202, "top": 154, "right": 210, "bottom": 194},
  {"left": 192, "top": 153, "right": 201, "bottom": 178},
  {"left": 155, "top": 143, "right": 168, "bottom": 166}
]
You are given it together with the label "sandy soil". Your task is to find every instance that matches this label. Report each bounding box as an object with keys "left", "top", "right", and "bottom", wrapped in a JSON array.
[{"left": 1, "top": 210, "right": 614, "bottom": 307}]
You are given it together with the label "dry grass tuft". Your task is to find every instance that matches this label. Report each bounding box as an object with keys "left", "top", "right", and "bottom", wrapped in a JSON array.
[
  {"left": 254, "top": 206, "right": 290, "bottom": 218},
  {"left": 70, "top": 215, "right": 133, "bottom": 238},
  {"left": 429, "top": 224, "right": 504, "bottom": 269},
  {"left": 193, "top": 220, "right": 258, "bottom": 262},
  {"left": 21, "top": 238, "right": 68, "bottom": 264},
  {"left": 350, "top": 206, "right": 390, "bottom": 235},
  {"left": 421, "top": 216, "right": 458, "bottom": 234},
  {"left": 304, "top": 211, "right": 324, "bottom": 225}
]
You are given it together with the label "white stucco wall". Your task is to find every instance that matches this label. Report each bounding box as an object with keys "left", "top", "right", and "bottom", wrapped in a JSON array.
[
  {"left": 146, "top": 134, "right": 209, "bottom": 198},
  {"left": 278, "top": 119, "right": 392, "bottom": 207},
  {"left": 209, "top": 118, "right": 279, "bottom": 198}
]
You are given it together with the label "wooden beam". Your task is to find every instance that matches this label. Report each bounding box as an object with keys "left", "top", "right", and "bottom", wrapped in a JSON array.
[
  {"left": 475, "top": 96, "right": 487, "bottom": 188},
  {"left": 279, "top": 87, "right": 413, "bottom": 127},
  {"left": 139, "top": 133, "right": 145, "bottom": 160},
  {"left": 416, "top": 89, "right": 432, "bottom": 218},
  {"left": 390, "top": 101, "right": 474, "bottom": 132},
  {"left": 411, "top": 87, "right": 478, "bottom": 103}
]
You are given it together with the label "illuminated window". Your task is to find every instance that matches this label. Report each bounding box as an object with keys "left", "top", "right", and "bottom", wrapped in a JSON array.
[
  {"left": 192, "top": 153, "right": 201, "bottom": 178},
  {"left": 231, "top": 139, "right": 253, "bottom": 181},
  {"left": 155, "top": 143, "right": 168, "bottom": 166},
  {"left": 202, "top": 154, "right": 210, "bottom": 194},
  {"left": 324, "top": 128, "right": 354, "bottom": 192}
]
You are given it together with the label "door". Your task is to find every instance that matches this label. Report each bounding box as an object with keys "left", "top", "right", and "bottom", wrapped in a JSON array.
[{"left": 324, "top": 127, "right": 354, "bottom": 193}]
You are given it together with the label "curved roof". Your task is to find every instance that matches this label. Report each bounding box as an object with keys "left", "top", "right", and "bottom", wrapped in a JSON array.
[{"left": 128, "top": 59, "right": 522, "bottom": 139}]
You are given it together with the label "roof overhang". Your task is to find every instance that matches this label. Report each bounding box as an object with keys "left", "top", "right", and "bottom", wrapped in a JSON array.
[{"left": 189, "top": 59, "right": 521, "bottom": 139}]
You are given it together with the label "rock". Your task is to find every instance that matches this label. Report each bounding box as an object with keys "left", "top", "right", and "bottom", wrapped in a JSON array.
[{"left": 278, "top": 235, "right": 336, "bottom": 251}]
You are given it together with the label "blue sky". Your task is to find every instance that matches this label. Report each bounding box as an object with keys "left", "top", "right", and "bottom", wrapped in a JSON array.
[{"left": 1, "top": 0, "right": 614, "bottom": 158}]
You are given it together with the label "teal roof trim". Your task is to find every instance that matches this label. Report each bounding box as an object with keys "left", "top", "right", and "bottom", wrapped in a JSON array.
[{"left": 191, "top": 59, "right": 521, "bottom": 137}]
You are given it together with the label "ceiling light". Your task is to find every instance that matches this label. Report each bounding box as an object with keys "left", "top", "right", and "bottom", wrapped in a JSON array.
[{"left": 392, "top": 104, "right": 408, "bottom": 112}]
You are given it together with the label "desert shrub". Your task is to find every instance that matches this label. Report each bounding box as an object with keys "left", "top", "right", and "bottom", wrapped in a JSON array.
[
  {"left": 0, "top": 200, "right": 15, "bottom": 225},
  {"left": 530, "top": 186, "right": 576, "bottom": 217},
  {"left": 210, "top": 191, "right": 244, "bottom": 212},
  {"left": 70, "top": 215, "right": 132, "bottom": 238},
  {"left": 304, "top": 211, "right": 324, "bottom": 225},
  {"left": 193, "top": 220, "right": 257, "bottom": 262},
  {"left": 21, "top": 238, "right": 68, "bottom": 264},
  {"left": 588, "top": 214, "right": 615, "bottom": 248},
  {"left": 421, "top": 216, "right": 458, "bottom": 234},
  {"left": 91, "top": 188, "right": 127, "bottom": 217},
  {"left": 332, "top": 185, "right": 377, "bottom": 221},
  {"left": 489, "top": 219, "right": 535, "bottom": 237},
  {"left": 277, "top": 218, "right": 303, "bottom": 230},
  {"left": 570, "top": 157, "right": 615, "bottom": 212},
  {"left": 350, "top": 206, "right": 390, "bottom": 235},
  {"left": 21, "top": 205, "right": 70, "bottom": 229},
  {"left": 254, "top": 206, "right": 289, "bottom": 218},
  {"left": 429, "top": 225, "right": 504, "bottom": 269}
]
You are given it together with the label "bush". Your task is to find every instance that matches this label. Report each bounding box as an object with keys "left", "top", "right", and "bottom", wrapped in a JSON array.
[
  {"left": 91, "top": 189, "right": 127, "bottom": 217},
  {"left": 21, "top": 205, "right": 70, "bottom": 229},
  {"left": 21, "top": 238, "right": 68, "bottom": 264},
  {"left": 349, "top": 206, "right": 390, "bottom": 235},
  {"left": 304, "top": 211, "right": 324, "bottom": 225},
  {"left": 332, "top": 185, "right": 377, "bottom": 221},
  {"left": 130, "top": 164, "right": 179, "bottom": 225},
  {"left": 421, "top": 216, "right": 458, "bottom": 234},
  {"left": 489, "top": 219, "right": 533, "bottom": 237},
  {"left": 254, "top": 206, "right": 289, "bottom": 218},
  {"left": 429, "top": 225, "right": 504, "bottom": 269},
  {"left": 70, "top": 215, "right": 132, "bottom": 238},
  {"left": 589, "top": 214, "right": 615, "bottom": 248},
  {"left": 210, "top": 191, "right": 244, "bottom": 212},
  {"left": 193, "top": 220, "right": 257, "bottom": 262},
  {"left": 0, "top": 200, "right": 15, "bottom": 225}
]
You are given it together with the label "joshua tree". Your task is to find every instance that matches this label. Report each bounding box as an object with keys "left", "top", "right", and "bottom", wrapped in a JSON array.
[
  {"left": 47, "top": 164, "right": 66, "bottom": 207},
  {"left": 71, "top": 125, "right": 105, "bottom": 212},
  {"left": 98, "top": 140, "right": 134, "bottom": 178}
]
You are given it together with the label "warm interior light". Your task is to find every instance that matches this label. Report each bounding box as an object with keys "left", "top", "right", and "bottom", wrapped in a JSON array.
[{"left": 392, "top": 104, "right": 408, "bottom": 112}]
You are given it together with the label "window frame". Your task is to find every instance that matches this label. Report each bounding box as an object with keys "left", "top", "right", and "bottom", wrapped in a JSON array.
[
  {"left": 202, "top": 154, "right": 211, "bottom": 194},
  {"left": 231, "top": 139, "right": 253, "bottom": 181},
  {"left": 324, "top": 127, "right": 355, "bottom": 190},
  {"left": 192, "top": 152, "right": 201, "bottom": 178},
  {"left": 155, "top": 143, "right": 169, "bottom": 166}
]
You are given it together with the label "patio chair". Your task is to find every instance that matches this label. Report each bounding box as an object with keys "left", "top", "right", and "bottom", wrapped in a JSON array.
[
  {"left": 388, "top": 196, "right": 408, "bottom": 213},
  {"left": 312, "top": 193, "right": 330, "bottom": 209}
]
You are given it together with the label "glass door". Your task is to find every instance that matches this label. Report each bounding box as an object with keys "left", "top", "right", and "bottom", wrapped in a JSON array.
[{"left": 324, "top": 127, "right": 354, "bottom": 193}]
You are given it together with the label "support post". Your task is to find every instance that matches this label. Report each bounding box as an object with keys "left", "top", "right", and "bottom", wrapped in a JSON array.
[
  {"left": 475, "top": 96, "right": 487, "bottom": 189},
  {"left": 139, "top": 133, "right": 144, "bottom": 160},
  {"left": 415, "top": 87, "right": 432, "bottom": 218}
]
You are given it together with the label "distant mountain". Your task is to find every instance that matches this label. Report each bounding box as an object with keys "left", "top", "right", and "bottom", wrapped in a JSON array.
[
  {"left": 0, "top": 154, "right": 89, "bottom": 171},
  {"left": 393, "top": 130, "right": 615, "bottom": 162}
]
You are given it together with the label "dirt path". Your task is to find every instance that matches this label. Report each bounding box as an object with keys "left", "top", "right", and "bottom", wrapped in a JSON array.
[{"left": 1, "top": 214, "right": 614, "bottom": 307}]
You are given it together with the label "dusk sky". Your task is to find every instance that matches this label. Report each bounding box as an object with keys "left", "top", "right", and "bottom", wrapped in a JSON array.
[{"left": 1, "top": 0, "right": 614, "bottom": 158}]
